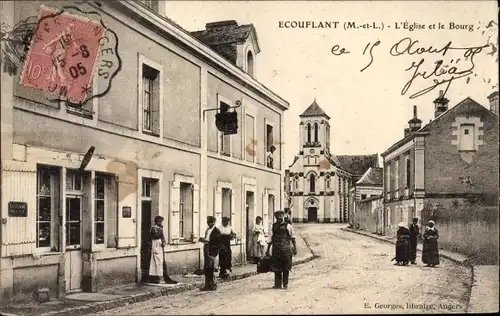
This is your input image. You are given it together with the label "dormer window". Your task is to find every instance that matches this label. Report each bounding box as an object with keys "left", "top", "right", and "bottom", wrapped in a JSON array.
[{"left": 247, "top": 51, "right": 254, "bottom": 77}]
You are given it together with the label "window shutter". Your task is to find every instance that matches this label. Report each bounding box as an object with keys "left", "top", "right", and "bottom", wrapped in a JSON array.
[
  {"left": 1, "top": 161, "right": 37, "bottom": 256},
  {"left": 151, "top": 77, "right": 160, "bottom": 134},
  {"left": 169, "top": 182, "right": 180, "bottom": 244},
  {"left": 117, "top": 178, "right": 136, "bottom": 248},
  {"left": 214, "top": 187, "right": 222, "bottom": 224},
  {"left": 192, "top": 184, "right": 200, "bottom": 240},
  {"left": 230, "top": 190, "right": 236, "bottom": 225},
  {"left": 262, "top": 191, "right": 269, "bottom": 234},
  {"left": 106, "top": 176, "right": 118, "bottom": 248}
]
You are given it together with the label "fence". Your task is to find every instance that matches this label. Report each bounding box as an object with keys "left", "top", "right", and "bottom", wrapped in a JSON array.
[{"left": 421, "top": 205, "right": 499, "bottom": 264}]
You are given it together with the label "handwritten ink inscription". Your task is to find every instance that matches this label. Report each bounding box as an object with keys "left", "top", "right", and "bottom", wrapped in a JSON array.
[{"left": 331, "top": 37, "right": 491, "bottom": 99}]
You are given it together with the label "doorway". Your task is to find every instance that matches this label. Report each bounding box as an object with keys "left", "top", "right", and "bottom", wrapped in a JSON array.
[
  {"left": 65, "top": 196, "right": 83, "bottom": 292},
  {"left": 245, "top": 191, "right": 255, "bottom": 259},
  {"left": 308, "top": 207, "right": 318, "bottom": 222},
  {"left": 140, "top": 200, "right": 152, "bottom": 281}
]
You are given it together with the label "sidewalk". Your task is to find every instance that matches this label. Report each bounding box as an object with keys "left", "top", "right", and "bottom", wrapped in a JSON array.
[
  {"left": 342, "top": 227, "right": 500, "bottom": 314},
  {"left": 0, "top": 232, "right": 316, "bottom": 316}
]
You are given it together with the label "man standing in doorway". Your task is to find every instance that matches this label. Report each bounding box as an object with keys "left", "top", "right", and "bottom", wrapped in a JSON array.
[
  {"left": 199, "top": 216, "right": 221, "bottom": 291},
  {"left": 266, "top": 210, "right": 297, "bottom": 289}
]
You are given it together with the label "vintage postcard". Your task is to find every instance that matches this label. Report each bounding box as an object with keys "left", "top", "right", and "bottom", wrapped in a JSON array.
[{"left": 0, "top": 0, "right": 498, "bottom": 315}]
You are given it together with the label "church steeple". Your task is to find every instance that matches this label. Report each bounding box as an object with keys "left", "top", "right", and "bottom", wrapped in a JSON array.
[{"left": 299, "top": 99, "right": 331, "bottom": 154}]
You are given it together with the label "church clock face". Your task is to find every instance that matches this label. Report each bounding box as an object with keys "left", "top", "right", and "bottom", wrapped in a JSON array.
[{"left": 310, "top": 149, "right": 315, "bottom": 154}]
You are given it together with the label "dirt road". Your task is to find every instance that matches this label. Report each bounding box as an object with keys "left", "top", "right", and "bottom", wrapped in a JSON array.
[{"left": 95, "top": 224, "right": 472, "bottom": 315}]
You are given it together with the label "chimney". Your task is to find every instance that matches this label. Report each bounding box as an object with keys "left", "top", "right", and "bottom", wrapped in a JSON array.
[
  {"left": 408, "top": 105, "right": 423, "bottom": 132},
  {"left": 434, "top": 90, "right": 449, "bottom": 118},
  {"left": 487, "top": 91, "right": 499, "bottom": 116}
]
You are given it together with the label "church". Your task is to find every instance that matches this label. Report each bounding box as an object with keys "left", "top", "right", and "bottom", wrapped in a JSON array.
[{"left": 285, "top": 100, "right": 379, "bottom": 223}]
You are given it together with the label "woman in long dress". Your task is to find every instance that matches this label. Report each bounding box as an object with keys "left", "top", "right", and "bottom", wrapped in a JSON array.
[
  {"left": 148, "top": 216, "right": 166, "bottom": 284},
  {"left": 422, "top": 220, "right": 440, "bottom": 267},
  {"left": 395, "top": 222, "right": 411, "bottom": 266},
  {"left": 218, "top": 216, "right": 236, "bottom": 279},
  {"left": 250, "top": 216, "right": 266, "bottom": 263}
]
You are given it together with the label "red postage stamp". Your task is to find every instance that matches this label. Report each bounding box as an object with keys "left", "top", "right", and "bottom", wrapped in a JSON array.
[{"left": 20, "top": 7, "right": 104, "bottom": 103}]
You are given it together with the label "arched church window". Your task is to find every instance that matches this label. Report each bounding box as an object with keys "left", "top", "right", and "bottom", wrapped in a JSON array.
[
  {"left": 314, "top": 123, "right": 319, "bottom": 142},
  {"left": 294, "top": 175, "right": 299, "bottom": 190},
  {"left": 309, "top": 174, "right": 316, "bottom": 193},
  {"left": 307, "top": 124, "right": 311, "bottom": 143},
  {"left": 325, "top": 174, "right": 331, "bottom": 190}
]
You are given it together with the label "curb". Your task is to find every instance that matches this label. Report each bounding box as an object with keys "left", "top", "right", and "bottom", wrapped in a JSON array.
[
  {"left": 41, "top": 254, "right": 317, "bottom": 316},
  {"left": 340, "top": 227, "right": 471, "bottom": 266}
]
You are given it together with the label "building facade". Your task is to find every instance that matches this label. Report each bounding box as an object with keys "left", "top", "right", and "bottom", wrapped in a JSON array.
[
  {"left": 350, "top": 167, "right": 383, "bottom": 229},
  {"left": 286, "top": 101, "right": 378, "bottom": 223},
  {"left": 381, "top": 91, "right": 499, "bottom": 237},
  {"left": 0, "top": 0, "right": 288, "bottom": 301}
]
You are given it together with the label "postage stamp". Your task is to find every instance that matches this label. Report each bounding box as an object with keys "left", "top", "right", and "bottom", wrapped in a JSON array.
[{"left": 20, "top": 6, "right": 104, "bottom": 103}]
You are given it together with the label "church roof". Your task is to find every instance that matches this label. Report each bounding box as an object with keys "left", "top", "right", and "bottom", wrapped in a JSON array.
[
  {"left": 191, "top": 21, "right": 256, "bottom": 46},
  {"left": 299, "top": 100, "right": 330, "bottom": 119},
  {"left": 336, "top": 154, "right": 379, "bottom": 176},
  {"left": 356, "top": 167, "right": 383, "bottom": 186}
]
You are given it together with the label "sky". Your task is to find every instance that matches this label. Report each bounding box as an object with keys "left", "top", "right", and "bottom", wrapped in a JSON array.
[{"left": 163, "top": 0, "right": 498, "bottom": 167}]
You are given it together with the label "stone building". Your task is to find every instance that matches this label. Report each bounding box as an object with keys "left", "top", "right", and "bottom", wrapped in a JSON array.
[
  {"left": 381, "top": 91, "right": 499, "bottom": 237},
  {"left": 0, "top": 0, "right": 288, "bottom": 301},
  {"left": 286, "top": 100, "right": 378, "bottom": 223},
  {"left": 350, "top": 167, "right": 383, "bottom": 229}
]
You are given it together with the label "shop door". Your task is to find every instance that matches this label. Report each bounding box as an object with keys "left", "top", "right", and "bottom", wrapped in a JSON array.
[
  {"left": 65, "top": 196, "right": 83, "bottom": 292},
  {"left": 140, "top": 200, "right": 152, "bottom": 281}
]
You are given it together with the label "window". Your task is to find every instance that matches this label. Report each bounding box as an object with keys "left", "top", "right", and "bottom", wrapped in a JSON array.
[
  {"left": 139, "top": 0, "right": 159, "bottom": 12},
  {"left": 314, "top": 123, "right": 319, "bottom": 142},
  {"left": 266, "top": 124, "right": 275, "bottom": 168},
  {"left": 309, "top": 174, "right": 316, "bottom": 193},
  {"left": 307, "top": 124, "right": 311, "bottom": 143},
  {"left": 459, "top": 124, "right": 475, "bottom": 151},
  {"left": 36, "top": 166, "right": 61, "bottom": 250},
  {"left": 245, "top": 114, "right": 255, "bottom": 163},
  {"left": 405, "top": 156, "right": 411, "bottom": 188},
  {"left": 294, "top": 175, "right": 299, "bottom": 190},
  {"left": 141, "top": 64, "right": 160, "bottom": 135},
  {"left": 66, "top": 196, "right": 82, "bottom": 247},
  {"left": 394, "top": 159, "right": 400, "bottom": 190},
  {"left": 66, "top": 170, "right": 83, "bottom": 191},
  {"left": 179, "top": 182, "right": 194, "bottom": 240},
  {"left": 361, "top": 194, "right": 367, "bottom": 200},
  {"left": 385, "top": 164, "right": 391, "bottom": 193},
  {"left": 94, "top": 174, "right": 105, "bottom": 244},
  {"left": 222, "top": 188, "right": 232, "bottom": 222},
  {"left": 247, "top": 51, "right": 254, "bottom": 77},
  {"left": 325, "top": 175, "right": 331, "bottom": 191},
  {"left": 221, "top": 132, "right": 231, "bottom": 156}
]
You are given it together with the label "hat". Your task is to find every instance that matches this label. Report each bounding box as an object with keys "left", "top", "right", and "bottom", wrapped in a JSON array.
[
  {"left": 397, "top": 222, "right": 407, "bottom": 228},
  {"left": 207, "top": 216, "right": 216, "bottom": 223},
  {"left": 274, "top": 210, "right": 285, "bottom": 217},
  {"left": 222, "top": 216, "right": 230, "bottom": 222},
  {"left": 154, "top": 215, "right": 164, "bottom": 222},
  {"left": 428, "top": 220, "right": 435, "bottom": 225}
]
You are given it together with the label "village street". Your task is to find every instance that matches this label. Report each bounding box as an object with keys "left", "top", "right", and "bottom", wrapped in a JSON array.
[{"left": 94, "top": 224, "right": 472, "bottom": 315}]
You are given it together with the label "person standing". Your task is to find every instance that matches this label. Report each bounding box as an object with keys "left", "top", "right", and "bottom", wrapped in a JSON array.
[
  {"left": 395, "top": 222, "right": 411, "bottom": 266},
  {"left": 266, "top": 210, "right": 297, "bottom": 290},
  {"left": 218, "top": 217, "right": 236, "bottom": 279},
  {"left": 199, "top": 216, "right": 221, "bottom": 291},
  {"left": 148, "top": 216, "right": 177, "bottom": 284},
  {"left": 422, "top": 220, "right": 440, "bottom": 267},
  {"left": 250, "top": 216, "right": 266, "bottom": 263},
  {"left": 409, "top": 218, "right": 420, "bottom": 264}
]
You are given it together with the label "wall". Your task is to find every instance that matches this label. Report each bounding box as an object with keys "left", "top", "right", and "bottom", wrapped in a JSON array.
[
  {"left": 424, "top": 103, "right": 499, "bottom": 202},
  {"left": 206, "top": 73, "right": 282, "bottom": 167},
  {"left": 355, "top": 197, "right": 383, "bottom": 233},
  {"left": 422, "top": 202, "right": 499, "bottom": 265}
]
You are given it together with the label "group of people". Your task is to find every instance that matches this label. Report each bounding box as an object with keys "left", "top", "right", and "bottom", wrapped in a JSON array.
[
  {"left": 144, "top": 210, "right": 297, "bottom": 291},
  {"left": 200, "top": 210, "right": 296, "bottom": 291},
  {"left": 394, "top": 218, "right": 440, "bottom": 267}
]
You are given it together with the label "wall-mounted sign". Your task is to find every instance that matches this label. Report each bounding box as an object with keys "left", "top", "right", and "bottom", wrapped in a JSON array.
[
  {"left": 8, "top": 201, "right": 28, "bottom": 217},
  {"left": 122, "top": 206, "right": 131, "bottom": 218}
]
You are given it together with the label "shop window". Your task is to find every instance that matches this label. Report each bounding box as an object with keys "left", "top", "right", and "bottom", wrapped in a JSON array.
[
  {"left": 36, "top": 166, "right": 61, "bottom": 250},
  {"left": 94, "top": 174, "right": 105, "bottom": 244}
]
